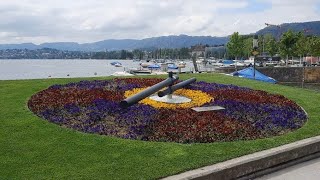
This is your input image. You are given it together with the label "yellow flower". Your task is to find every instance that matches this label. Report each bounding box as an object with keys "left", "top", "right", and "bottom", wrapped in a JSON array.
[{"left": 124, "top": 88, "right": 213, "bottom": 109}]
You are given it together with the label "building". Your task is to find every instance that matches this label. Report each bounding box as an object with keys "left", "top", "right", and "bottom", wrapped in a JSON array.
[
  {"left": 304, "top": 56, "right": 319, "bottom": 65},
  {"left": 191, "top": 44, "right": 206, "bottom": 57}
]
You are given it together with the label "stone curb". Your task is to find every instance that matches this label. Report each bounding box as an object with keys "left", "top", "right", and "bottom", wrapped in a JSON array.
[{"left": 162, "top": 136, "right": 320, "bottom": 180}]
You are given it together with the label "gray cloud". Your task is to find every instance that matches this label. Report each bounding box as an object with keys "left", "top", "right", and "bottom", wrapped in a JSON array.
[{"left": 0, "top": 0, "right": 318, "bottom": 44}]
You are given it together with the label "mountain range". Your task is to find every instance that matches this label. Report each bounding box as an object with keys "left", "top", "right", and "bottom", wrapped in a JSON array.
[
  {"left": 0, "top": 35, "right": 228, "bottom": 51},
  {"left": 256, "top": 21, "right": 320, "bottom": 38},
  {"left": 0, "top": 21, "right": 319, "bottom": 51}
]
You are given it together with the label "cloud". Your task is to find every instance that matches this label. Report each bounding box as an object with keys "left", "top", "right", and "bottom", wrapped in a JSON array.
[{"left": 0, "top": 0, "right": 318, "bottom": 44}]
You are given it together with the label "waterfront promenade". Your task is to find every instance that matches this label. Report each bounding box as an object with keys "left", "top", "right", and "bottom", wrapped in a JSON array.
[{"left": 257, "top": 157, "right": 320, "bottom": 180}]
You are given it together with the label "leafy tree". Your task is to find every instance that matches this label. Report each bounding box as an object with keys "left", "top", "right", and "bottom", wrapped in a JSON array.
[
  {"left": 295, "top": 32, "right": 308, "bottom": 57},
  {"left": 308, "top": 36, "right": 320, "bottom": 57},
  {"left": 279, "top": 30, "right": 299, "bottom": 60},
  {"left": 243, "top": 37, "right": 253, "bottom": 58},
  {"left": 179, "top": 47, "right": 190, "bottom": 59},
  {"left": 257, "top": 35, "right": 264, "bottom": 54},
  {"left": 227, "top": 32, "right": 244, "bottom": 60},
  {"left": 265, "top": 37, "right": 278, "bottom": 57},
  {"left": 132, "top": 49, "right": 144, "bottom": 59},
  {"left": 120, "top": 50, "right": 127, "bottom": 59},
  {"left": 264, "top": 34, "right": 274, "bottom": 43},
  {"left": 92, "top": 52, "right": 107, "bottom": 59}
]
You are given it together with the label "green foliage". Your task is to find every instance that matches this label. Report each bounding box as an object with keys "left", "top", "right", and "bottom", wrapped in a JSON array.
[
  {"left": 243, "top": 37, "right": 253, "bottom": 58},
  {"left": 295, "top": 32, "right": 307, "bottom": 56},
  {"left": 279, "top": 30, "right": 299, "bottom": 58},
  {"left": 206, "top": 46, "right": 226, "bottom": 59},
  {"left": 257, "top": 35, "right": 264, "bottom": 54},
  {"left": 231, "top": 30, "right": 320, "bottom": 59},
  {"left": 132, "top": 49, "right": 145, "bottom": 59},
  {"left": 179, "top": 47, "right": 191, "bottom": 59},
  {"left": 91, "top": 50, "right": 134, "bottom": 59},
  {"left": 277, "top": 30, "right": 320, "bottom": 58},
  {"left": 148, "top": 48, "right": 191, "bottom": 59},
  {"left": 265, "top": 37, "right": 279, "bottom": 57},
  {"left": 227, "top": 32, "right": 244, "bottom": 59},
  {"left": 307, "top": 36, "right": 320, "bottom": 56}
]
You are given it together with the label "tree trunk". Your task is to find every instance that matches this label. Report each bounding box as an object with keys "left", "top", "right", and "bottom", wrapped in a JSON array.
[
  {"left": 192, "top": 54, "right": 199, "bottom": 72},
  {"left": 300, "top": 55, "right": 302, "bottom": 66}
]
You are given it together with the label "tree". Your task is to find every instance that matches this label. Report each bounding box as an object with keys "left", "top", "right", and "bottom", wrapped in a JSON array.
[
  {"left": 227, "top": 32, "right": 244, "bottom": 60},
  {"left": 177, "top": 47, "right": 190, "bottom": 59},
  {"left": 308, "top": 36, "right": 320, "bottom": 57},
  {"left": 265, "top": 37, "right": 278, "bottom": 57},
  {"left": 243, "top": 37, "right": 253, "bottom": 59},
  {"left": 279, "top": 30, "right": 299, "bottom": 65},
  {"left": 295, "top": 32, "right": 308, "bottom": 58},
  {"left": 120, "top": 50, "right": 127, "bottom": 59},
  {"left": 132, "top": 49, "right": 144, "bottom": 59},
  {"left": 258, "top": 35, "right": 264, "bottom": 54},
  {"left": 92, "top": 51, "right": 107, "bottom": 59}
]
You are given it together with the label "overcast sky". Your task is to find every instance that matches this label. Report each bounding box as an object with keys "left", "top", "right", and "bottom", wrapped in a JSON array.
[{"left": 0, "top": 0, "right": 319, "bottom": 44}]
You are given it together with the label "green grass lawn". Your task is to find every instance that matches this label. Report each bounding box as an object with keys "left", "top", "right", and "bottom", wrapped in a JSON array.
[
  {"left": 279, "top": 82, "right": 320, "bottom": 92},
  {"left": 1, "top": 74, "right": 320, "bottom": 179}
]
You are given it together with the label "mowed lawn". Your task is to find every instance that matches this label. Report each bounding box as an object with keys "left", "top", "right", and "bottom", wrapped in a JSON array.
[{"left": 1, "top": 74, "right": 320, "bottom": 179}]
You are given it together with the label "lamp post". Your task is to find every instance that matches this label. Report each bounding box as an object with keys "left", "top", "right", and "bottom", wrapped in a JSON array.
[{"left": 252, "top": 35, "right": 259, "bottom": 80}]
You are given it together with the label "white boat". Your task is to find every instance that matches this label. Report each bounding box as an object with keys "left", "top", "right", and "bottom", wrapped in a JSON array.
[
  {"left": 196, "top": 57, "right": 205, "bottom": 64},
  {"left": 177, "top": 61, "right": 186, "bottom": 68},
  {"left": 147, "top": 64, "right": 161, "bottom": 69},
  {"left": 233, "top": 62, "right": 245, "bottom": 67},
  {"left": 140, "top": 62, "right": 151, "bottom": 68},
  {"left": 168, "top": 63, "right": 178, "bottom": 69},
  {"left": 151, "top": 71, "right": 168, "bottom": 75},
  {"left": 211, "top": 60, "right": 223, "bottom": 67},
  {"left": 114, "top": 63, "right": 122, "bottom": 67},
  {"left": 111, "top": 61, "right": 122, "bottom": 66},
  {"left": 111, "top": 71, "right": 134, "bottom": 76}
]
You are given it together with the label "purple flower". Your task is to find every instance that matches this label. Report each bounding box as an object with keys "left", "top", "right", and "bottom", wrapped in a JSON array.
[{"left": 64, "top": 104, "right": 80, "bottom": 114}]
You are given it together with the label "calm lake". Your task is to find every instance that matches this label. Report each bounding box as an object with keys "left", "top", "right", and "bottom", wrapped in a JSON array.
[
  {"left": 0, "top": 59, "right": 145, "bottom": 80},
  {"left": 0, "top": 59, "right": 196, "bottom": 80}
]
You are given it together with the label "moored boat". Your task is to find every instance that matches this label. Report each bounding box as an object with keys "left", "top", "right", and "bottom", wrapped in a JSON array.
[
  {"left": 168, "top": 63, "right": 178, "bottom": 69},
  {"left": 177, "top": 61, "right": 186, "bottom": 68},
  {"left": 110, "top": 61, "right": 122, "bottom": 66},
  {"left": 147, "top": 64, "right": 161, "bottom": 69},
  {"left": 111, "top": 71, "right": 134, "bottom": 76},
  {"left": 114, "top": 63, "right": 122, "bottom": 67},
  {"left": 140, "top": 62, "right": 151, "bottom": 68}
]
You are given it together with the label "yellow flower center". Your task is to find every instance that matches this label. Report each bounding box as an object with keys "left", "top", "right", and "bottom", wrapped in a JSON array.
[{"left": 124, "top": 88, "right": 213, "bottom": 109}]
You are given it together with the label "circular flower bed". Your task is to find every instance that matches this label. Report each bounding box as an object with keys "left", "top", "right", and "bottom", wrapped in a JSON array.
[{"left": 28, "top": 78, "right": 307, "bottom": 143}]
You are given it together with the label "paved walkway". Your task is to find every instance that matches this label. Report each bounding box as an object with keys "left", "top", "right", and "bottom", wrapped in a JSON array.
[{"left": 256, "top": 157, "right": 320, "bottom": 180}]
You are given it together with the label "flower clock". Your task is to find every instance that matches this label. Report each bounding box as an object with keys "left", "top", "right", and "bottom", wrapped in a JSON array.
[{"left": 28, "top": 78, "right": 307, "bottom": 143}]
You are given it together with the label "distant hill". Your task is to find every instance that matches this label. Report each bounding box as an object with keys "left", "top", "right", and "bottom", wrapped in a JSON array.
[
  {"left": 0, "top": 35, "right": 228, "bottom": 51},
  {"left": 1, "top": 21, "right": 320, "bottom": 51},
  {"left": 256, "top": 21, "right": 320, "bottom": 37},
  {"left": 0, "top": 43, "right": 38, "bottom": 50},
  {"left": 127, "top": 35, "right": 228, "bottom": 49}
]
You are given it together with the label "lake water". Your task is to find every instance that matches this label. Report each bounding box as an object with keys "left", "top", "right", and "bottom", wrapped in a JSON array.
[
  {"left": 0, "top": 59, "right": 143, "bottom": 80},
  {"left": 0, "top": 59, "right": 197, "bottom": 80}
]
